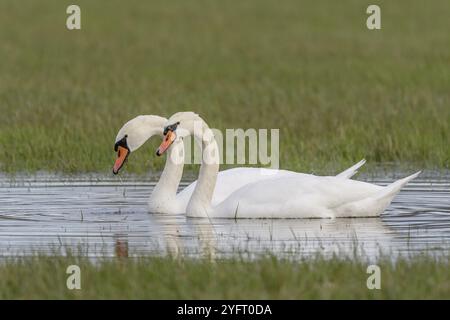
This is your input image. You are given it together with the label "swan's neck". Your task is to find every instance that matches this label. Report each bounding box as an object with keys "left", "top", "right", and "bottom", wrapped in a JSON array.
[
  {"left": 149, "top": 139, "right": 184, "bottom": 208},
  {"left": 186, "top": 120, "right": 219, "bottom": 217}
]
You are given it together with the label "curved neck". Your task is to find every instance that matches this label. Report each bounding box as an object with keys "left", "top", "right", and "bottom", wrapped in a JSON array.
[
  {"left": 150, "top": 139, "right": 184, "bottom": 203},
  {"left": 186, "top": 118, "right": 219, "bottom": 217}
]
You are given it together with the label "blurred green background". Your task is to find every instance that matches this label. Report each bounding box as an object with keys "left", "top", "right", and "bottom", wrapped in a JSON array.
[{"left": 0, "top": 0, "right": 449, "bottom": 174}]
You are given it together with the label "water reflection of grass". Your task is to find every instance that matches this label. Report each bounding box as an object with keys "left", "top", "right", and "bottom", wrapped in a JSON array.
[
  {"left": 0, "top": 0, "right": 449, "bottom": 174},
  {"left": 0, "top": 254, "right": 449, "bottom": 299}
]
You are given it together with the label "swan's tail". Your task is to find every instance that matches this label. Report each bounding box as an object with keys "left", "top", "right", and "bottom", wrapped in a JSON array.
[
  {"left": 336, "top": 159, "right": 366, "bottom": 179},
  {"left": 376, "top": 171, "right": 421, "bottom": 202},
  {"left": 366, "top": 171, "right": 421, "bottom": 216},
  {"left": 334, "top": 171, "right": 421, "bottom": 218}
]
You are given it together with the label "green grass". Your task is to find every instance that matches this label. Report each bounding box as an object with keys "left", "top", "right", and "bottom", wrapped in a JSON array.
[
  {"left": 0, "top": 0, "right": 449, "bottom": 174},
  {"left": 1, "top": 254, "right": 449, "bottom": 299}
]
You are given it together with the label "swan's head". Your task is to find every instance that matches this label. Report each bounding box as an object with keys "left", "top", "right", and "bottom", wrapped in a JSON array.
[
  {"left": 155, "top": 112, "right": 202, "bottom": 156},
  {"left": 113, "top": 115, "right": 167, "bottom": 174}
]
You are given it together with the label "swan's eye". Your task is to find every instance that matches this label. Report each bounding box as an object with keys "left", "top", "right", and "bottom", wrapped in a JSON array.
[
  {"left": 163, "top": 122, "right": 180, "bottom": 135},
  {"left": 114, "top": 135, "right": 129, "bottom": 152}
]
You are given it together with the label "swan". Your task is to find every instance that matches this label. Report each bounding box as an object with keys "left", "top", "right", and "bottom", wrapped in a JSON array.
[
  {"left": 156, "top": 112, "right": 421, "bottom": 218},
  {"left": 113, "top": 115, "right": 366, "bottom": 214}
]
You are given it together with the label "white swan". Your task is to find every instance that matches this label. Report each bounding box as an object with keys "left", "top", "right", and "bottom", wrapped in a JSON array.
[
  {"left": 113, "top": 115, "right": 366, "bottom": 214},
  {"left": 156, "top": 112, "right": 421, "bottom": 218}
]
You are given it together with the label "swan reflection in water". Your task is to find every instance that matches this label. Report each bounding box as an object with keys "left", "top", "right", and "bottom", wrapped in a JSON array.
[
  {"left": 146, "top": 214, "right": 217, "bottom": 259},
  {"left": 140, "top": 214, "right": 398, "bottom": 260}
]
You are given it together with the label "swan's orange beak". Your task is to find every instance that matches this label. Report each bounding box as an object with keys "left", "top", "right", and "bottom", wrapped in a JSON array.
[
  {"left": 113, "top": 146, "right": 129, "bottom": 175},
  {"left": 156, "top": 130, "right": 176, "bottom": 156}
]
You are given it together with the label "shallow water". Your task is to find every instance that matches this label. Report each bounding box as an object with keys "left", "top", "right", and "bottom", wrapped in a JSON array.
[{"left": 0, "top": 172, "right": 449, "bottom": 260}]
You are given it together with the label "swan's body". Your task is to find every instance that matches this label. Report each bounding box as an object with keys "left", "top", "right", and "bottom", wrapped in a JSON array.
[
  {"left": 175, "top": 160, "right": 366, "bottom": 211},
  {"left": 212, "top": 172, "right": 420, "bottom": 218},
  {"left": 114, "top": 115, "right": 367, "bottom": 214},
  {"left": 158, "top": 112, "right": 420, "bottom": 219}
]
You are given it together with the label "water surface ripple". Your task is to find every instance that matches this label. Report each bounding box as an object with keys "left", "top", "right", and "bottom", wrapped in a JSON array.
[{"left": 0, "top": 172, "right": 449, "bottom": 260}]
